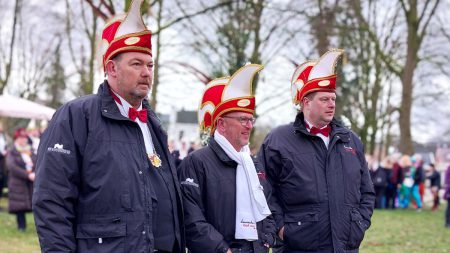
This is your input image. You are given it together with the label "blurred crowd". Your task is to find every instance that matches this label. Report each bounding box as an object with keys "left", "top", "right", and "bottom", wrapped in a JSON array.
[{"left": 367, "top": 153, "right": 450, "bottom": 227}]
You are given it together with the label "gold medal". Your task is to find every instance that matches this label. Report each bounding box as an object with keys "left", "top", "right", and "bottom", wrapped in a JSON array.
[{"left": 148, "top": 153, "right": 162, "bottom": 168}]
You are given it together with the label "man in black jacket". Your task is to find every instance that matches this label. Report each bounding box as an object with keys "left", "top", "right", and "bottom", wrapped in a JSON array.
[
  {"left": 178, "top": 64, "right": 276, "bottom": 253},
  {"left": 258, "top": 49, "right": 375, "bottom": 253},
  {"left": 33, "top": 1, "right": 184, "bottom": 252}
]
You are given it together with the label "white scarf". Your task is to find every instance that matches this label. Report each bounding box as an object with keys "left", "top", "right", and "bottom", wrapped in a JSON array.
[{"left": 214, "top": 131, "right": 271, "bottom": 240}]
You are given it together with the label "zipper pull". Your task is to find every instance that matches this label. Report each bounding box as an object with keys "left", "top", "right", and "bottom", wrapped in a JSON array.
[{"left": 98, "top": 238, "right": 103, "bottom": 244}]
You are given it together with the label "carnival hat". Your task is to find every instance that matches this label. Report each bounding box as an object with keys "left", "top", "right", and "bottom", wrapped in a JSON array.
[
  {"left": 198, "top": 64, "right": 263, "bottom": 135},
  {"left": 291, "top": 49, "right": 344, "bottom": 105},
  {"left": 100, "top": 0, "right": 152, "bottom": 71}
]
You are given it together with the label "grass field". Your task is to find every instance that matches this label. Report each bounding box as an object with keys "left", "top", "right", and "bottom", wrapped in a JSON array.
[{"left": 0, "top": 197, "right": 449, "bottom": 253}]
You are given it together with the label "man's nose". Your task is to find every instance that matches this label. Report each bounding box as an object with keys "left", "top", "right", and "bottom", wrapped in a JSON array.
[{"left": 141, "top": 66, "right": 152, "bottom": 76}]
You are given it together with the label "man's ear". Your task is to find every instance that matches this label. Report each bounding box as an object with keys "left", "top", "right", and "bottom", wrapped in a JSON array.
[
  {"left": 302, "top": 96, "right": 311, "bottom": 108},
  {"left": 105, "top": 60, "right": 118, "bottom": 78},
  {"left": 216, "top": 118, "right": 225, "bottom": 133}
]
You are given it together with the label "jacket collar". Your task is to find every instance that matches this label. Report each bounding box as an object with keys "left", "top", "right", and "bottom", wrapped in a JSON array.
[
  {"left": 98, "top": 81, "right": 168, "bottom": 141},
  {"left": 208, "top": 137, "right": 237, "bottom": 167},
  {"left": 293, "top": 112, "right": 350, "bottom": 142},
  {"left": 99, "top": 81, "right": 129, "bottom": 121}
]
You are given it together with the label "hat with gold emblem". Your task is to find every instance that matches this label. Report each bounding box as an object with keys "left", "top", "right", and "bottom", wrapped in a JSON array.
[
  {"left": 198, "top": 64, "right": 263, "bottom": 135},
  {"left": 100, "top": 0, "right": 152, "bottom": 71},
  {"left": 291, "top": 49, "right": 344, "bottom": 105}
]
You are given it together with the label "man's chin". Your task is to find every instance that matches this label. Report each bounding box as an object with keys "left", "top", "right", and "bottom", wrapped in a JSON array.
[{"left": 133, "top": 90, "right": 150, "bottom": 99}]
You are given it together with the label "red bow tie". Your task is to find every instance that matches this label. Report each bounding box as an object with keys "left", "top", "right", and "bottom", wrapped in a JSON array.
[
  {"left": 306, "top": 122, "right": 331, "bottom": 137},
  {"left": 129, "top": 107, "right": 147, "bottom": 123}
]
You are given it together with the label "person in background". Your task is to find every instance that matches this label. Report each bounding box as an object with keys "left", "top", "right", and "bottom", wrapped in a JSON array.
[
  {"left": 426, "top": 163, "right": 441, "bottom": 211},
  {"left": 187, "top": 141, "right": 196, "bottom": 155},
  {"left": 27, "top": 128, "right": 41, "bottom": 154},
  {"left": 169, "top": 139, "right": 182, "bottom": 169},
  {"left": 372, "top": 157, "right": 391, "bottom": 209},
  {"left": 259, "top": 50, "right": 375, "bottom": 252},
  {"left": 444, "top": 165, "right": 450, "bottom": 228},
  {"left": 399, "top": 155, "right": 422, "bottom": 210},
  {"left": 6, "top": 128, "right": 36, "bottom": 231},
  {"left": 385, "top": 154, "right": 403, "bottom": 209},
  {"left": 412, "top": 154, "right": 425, "bottom": 209}
]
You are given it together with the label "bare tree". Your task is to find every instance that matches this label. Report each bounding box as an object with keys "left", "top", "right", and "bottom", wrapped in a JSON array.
[
  {"left": 0, "top": 0, "right": 22, "bottom": 94},
  {"left": 351, "top": 0, "right": 441, "bottom": 155}
]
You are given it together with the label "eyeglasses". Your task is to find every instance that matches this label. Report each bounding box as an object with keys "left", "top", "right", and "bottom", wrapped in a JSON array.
[{"left": 222, "top": 116, "right": 256, "bottom": 126}]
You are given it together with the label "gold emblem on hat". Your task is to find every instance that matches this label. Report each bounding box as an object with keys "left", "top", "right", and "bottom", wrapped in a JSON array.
[
  {"left": 318, "top": 80, "right": 331, "bottom": 86},
  {"left": 148, "top": 153, "right": 162, "bottom": 168},
  {"left": 124, "top": 37, "right": 141, "bottom": 45},
  {"left": 237, "top": 99, "right": 251, "bottom": 107}
]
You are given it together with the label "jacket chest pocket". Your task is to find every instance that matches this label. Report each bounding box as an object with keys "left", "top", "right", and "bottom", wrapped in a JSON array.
[
  {"left": 284, "top": 212, "right": 320, "bottom": 251},
  {"left": 76, "top": 222, "right": 127, "bottom": 253}
]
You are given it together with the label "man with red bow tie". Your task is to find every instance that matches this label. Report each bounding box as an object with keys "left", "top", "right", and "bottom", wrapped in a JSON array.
[
  {"left": 258, "top": 49, "right": 375, "bottom": 253},
  {"left": 33, "top": 1, "right": 184, "bottom": 252}
]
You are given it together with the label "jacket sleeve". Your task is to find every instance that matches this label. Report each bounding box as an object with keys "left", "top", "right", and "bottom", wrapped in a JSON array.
[
  {"left": 178, "top": 155, "right": 229, "bottom": 253},
  {"left": 32, "top": 105, "right": 86, "bottom": 252},
  {"left": 354, "top": 136, "right": 375, "bottom": 228},
  {"left": 257, "top": 139, "right": 285, "bottom": 234}
]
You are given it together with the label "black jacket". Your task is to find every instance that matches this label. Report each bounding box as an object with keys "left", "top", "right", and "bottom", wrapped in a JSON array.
[
  {"left": 258, "top": 113, "right": 375, "bottom": 253},
  {"left": 178, "top": 138, "right": 276, "bottom": 253},
  {"left": 33, "top": 82, "right": 185, "bottom": 253}
]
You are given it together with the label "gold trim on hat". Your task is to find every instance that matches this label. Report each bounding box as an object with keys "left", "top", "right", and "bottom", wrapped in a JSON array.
[
  {"left": 109, "top": 30, "right": 151, "bottom": 45},
  {"left": 104, "top": 46, "right": 152, "bottom": 65}
]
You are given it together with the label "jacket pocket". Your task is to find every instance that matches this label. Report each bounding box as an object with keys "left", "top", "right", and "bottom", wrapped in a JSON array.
[
  {"left": 284, "top": 211, "right": 319, "bottom": 250},
  {"left": 76, "top": 222, "right": 126, "bottom": 253},
  {"left": 347, "top": 210, "right": 366, "bottom": 249}
]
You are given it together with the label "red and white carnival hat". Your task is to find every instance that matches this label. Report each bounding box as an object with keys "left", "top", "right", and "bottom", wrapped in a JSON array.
[
  {"left": 198, "top": 64, "right": 264, "bottom": 135},
  {"left": 100, "top": 0, "right": 152, "bottom": 71},
  {"left": 291, "top": 49, "right": 344, "bottom": 105}
]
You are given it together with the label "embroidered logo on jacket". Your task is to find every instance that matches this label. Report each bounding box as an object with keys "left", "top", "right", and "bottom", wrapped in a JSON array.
[
  {"left": 47, "top": 143, "right": 71, "bottom": 155},
  {"left": 343, "top": 145, "right": 356, "bottom": 155},
  {"left": 181, "top": 178, "right": 199, "bottom": 188},
  {"left": 257, "top": 171, "right": 266, "bottom": 180}
]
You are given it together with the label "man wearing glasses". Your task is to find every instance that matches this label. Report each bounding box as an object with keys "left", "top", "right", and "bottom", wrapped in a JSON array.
[{"left": 178, "top": 64, "right": 276, "bottom": 253}]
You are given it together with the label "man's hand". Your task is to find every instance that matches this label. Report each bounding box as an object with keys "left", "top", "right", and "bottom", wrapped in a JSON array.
[
  {"left": 226, "top": 249, "right": 232, "bottom": 253},
  {"left": 278, "top": 226, "right": 285, "bottom": 241}
]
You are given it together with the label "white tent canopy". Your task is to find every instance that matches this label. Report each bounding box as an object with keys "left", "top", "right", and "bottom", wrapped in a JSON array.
[{"left": 0, "top": 94, "right": 56, "bottom": 120}]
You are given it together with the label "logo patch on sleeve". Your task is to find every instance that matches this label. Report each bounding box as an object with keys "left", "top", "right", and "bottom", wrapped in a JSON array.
[
  {"left": 47, "top": 143, "right": 71, "bottom": 155},
  {"left": 181, "top": 178, "right": 199, "bottom": 188}
]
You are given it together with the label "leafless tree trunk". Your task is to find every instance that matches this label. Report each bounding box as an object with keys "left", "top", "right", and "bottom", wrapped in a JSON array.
[
  {"left": 150, "top": 0, "right": 164, "bottom": 109},
  {"left": 350, "top": 0, "right": 441, "bottom": 155},
  {"left": 0, "top": 0, "right": 22, "bottom": 94}
]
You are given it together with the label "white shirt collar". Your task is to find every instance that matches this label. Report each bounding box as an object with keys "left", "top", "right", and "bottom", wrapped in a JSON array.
[{"left": 111, "top": 90, "right": 143, "bottom": 118}]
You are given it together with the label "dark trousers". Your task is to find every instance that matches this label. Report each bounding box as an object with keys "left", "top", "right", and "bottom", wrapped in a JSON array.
[
  {"left": 0, "top": 156, "right": 5, "bottom": 199},
  {"left": 16, "top": 212, "right": 26, "bottom": 230},
  {"left": 446, "top": 200, "right": 450, "bottom": 226},
  {"left": 374, "top": 186, "right": 386, "bottom": 209},
  {"left": 385, "top": 183, "right": 397, "bottom": 209}
]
